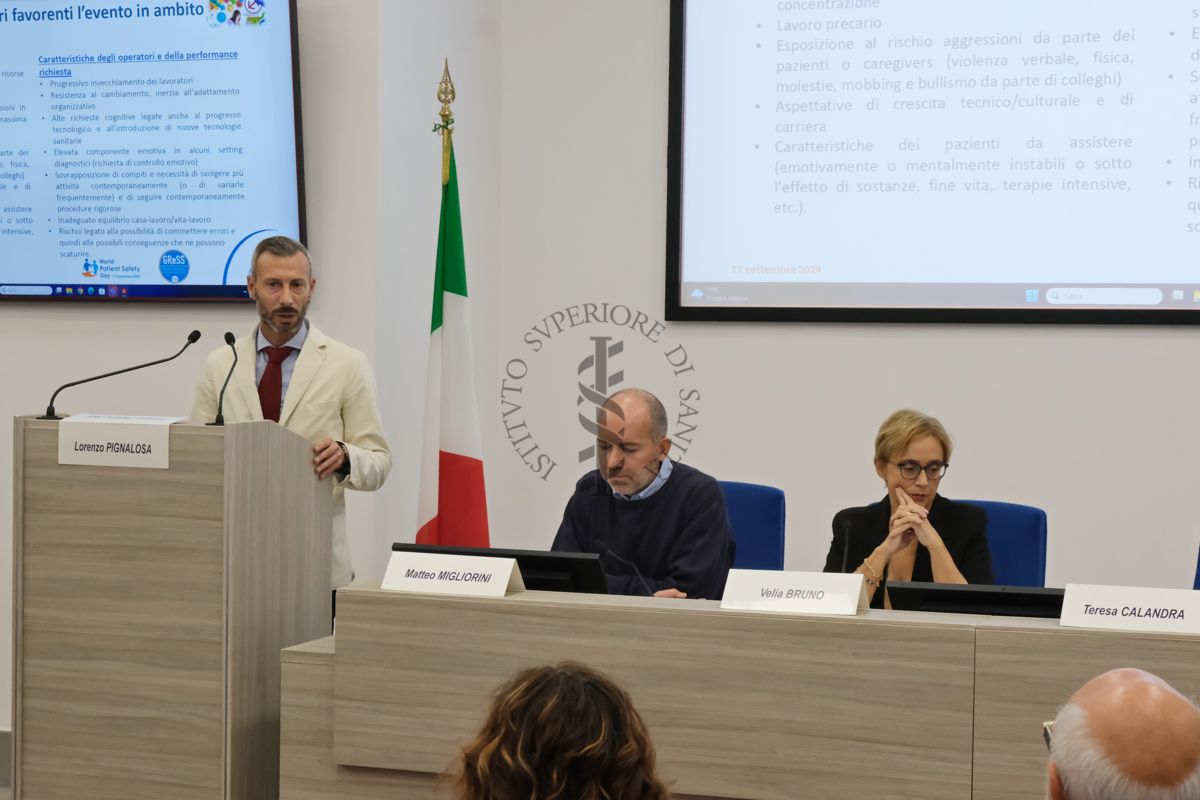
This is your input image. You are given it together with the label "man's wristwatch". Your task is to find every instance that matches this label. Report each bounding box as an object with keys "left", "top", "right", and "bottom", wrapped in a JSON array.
[{"left": 336, "top": 442, "right": 351, "bottom": 476}]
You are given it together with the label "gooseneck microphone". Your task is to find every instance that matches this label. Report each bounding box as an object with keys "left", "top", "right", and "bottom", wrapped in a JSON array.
[
  {"left": 39, "top": 329, "right": 202, "bottom": 420},
  {"left": 207, "top": 332, "right": 238, "bottom": 426},
  {"left": 840, "top": 518, "right": 853, "bottom": 574},
  {"left": 595, "top": 539, "right": 654, "bottom": 597}
]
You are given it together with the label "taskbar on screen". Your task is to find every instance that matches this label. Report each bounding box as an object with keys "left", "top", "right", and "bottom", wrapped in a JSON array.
[
  {"left": 0, "top": 283, "right": 251, "bottom": 301},
  {"left": 680, "top": 283, "right": 1200, "bottom": 310}
]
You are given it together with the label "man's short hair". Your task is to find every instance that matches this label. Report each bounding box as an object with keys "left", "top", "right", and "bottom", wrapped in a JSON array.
[
  {"left": 1051, "top": 695, "right": 1200, "bottom": 800},
  {"left": 250, "top": 235, "right": 311, "bottom": 279},
  {"left": 607, "top": 388, "right": 668, "bottom": 441}
]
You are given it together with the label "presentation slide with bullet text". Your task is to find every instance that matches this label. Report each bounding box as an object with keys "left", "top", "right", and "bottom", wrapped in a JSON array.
[
  {"left": 0, "top": 0, "right": 302, "bottom": 301},
  {"left": 670, "top": 0, "right": 1200, "bottom": 321}
]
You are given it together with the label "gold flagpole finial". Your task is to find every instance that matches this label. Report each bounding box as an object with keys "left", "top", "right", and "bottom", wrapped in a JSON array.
[
  {"left": 437, "top": 59, "right": 456, "bottom": 128},
  {"left": 436, "top": 59, "right": 456, "bottom": 185}
]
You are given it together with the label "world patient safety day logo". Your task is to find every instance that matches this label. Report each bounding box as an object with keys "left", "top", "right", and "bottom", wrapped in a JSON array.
[{"left": 499, "top": 302, "right": 702, "bottom": 482}]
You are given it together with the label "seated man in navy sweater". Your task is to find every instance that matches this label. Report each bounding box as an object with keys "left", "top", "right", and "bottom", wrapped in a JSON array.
[{"left": 551, "top": 388, "right": 735, "bottom": 599}]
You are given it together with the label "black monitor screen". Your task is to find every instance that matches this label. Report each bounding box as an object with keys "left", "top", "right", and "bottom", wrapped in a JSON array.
[
  {"left": 390, "top": 543, "right": 608, "bottom": 595},
  {"left": 886, "top": 581, "right": 1064, "bottom": 619}
]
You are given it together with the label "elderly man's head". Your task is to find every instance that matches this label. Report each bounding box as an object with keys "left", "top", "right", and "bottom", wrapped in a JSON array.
[
  {"left": 1048, "top": 668, "right": 1200, "bottom": 800},
  {"left": 595, "top": 388, "right": 670, "bottom": 495}
]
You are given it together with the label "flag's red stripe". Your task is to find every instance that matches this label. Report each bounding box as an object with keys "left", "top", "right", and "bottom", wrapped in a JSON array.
[
  {"left": 415, "top": 517, "right": 439, "bottom": 545},
  {"left": 415, "top": 450, "right": 489, "bottom": 547}
]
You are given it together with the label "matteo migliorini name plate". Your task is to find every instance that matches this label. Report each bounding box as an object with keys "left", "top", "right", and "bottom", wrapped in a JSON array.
[{"left": 381, "top": 551, "right": 525, "bottom": 598}]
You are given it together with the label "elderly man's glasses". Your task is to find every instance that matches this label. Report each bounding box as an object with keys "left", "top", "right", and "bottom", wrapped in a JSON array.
[
  {"left": 1042, "top": 721, "right": 1054, "bottom": 751},
  {"left": 891, "top": 460, "right": 948, "bottom": 480}
]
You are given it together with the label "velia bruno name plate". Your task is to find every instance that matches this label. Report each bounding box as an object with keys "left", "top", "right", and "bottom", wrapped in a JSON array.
[{"left": 721, "top": 570, "right": 868, "bottom": 616}]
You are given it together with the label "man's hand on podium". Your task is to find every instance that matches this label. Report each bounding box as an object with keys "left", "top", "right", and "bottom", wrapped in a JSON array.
[{"left": 313, "top": 437, "right": 348, "bottom": 479}]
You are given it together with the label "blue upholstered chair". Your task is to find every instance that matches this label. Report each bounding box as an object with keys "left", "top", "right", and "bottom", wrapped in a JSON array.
[
  {"left": 1193, "top": 544, "right": 1199, "bottom": 590},
  {"left": 961, "top": 500, "right": 1047, "bottom": 587},
  {"left": 719, "top": 481, "right": 785, "bottom": 571}
]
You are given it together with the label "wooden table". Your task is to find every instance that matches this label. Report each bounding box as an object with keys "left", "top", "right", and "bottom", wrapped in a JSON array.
[{"left": 280, "top": 588, "right": 1200, "bottom": 800}]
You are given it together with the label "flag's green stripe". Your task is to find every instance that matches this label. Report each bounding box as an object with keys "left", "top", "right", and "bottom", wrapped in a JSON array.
[{"left": 431, "top": 143, "right": 468, "bottom": 333}]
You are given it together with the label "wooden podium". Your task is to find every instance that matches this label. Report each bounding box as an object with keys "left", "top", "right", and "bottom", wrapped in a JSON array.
[{"left": 11, "top": 418, "right": 333, "bottom": 800}]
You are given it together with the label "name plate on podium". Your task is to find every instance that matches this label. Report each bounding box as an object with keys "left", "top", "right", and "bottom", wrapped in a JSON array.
[
  {"left": 1060, "top": 583, "right": 1200, "bottom": 635},
  {"left": 58, "top": 414, "right": 185, "bottom": 469},
  {"left": 721, "top": 570, "right": 868, "bottom": 616},
  {"left": 381, "top": 551, "right": 525, "bottom": 598}
]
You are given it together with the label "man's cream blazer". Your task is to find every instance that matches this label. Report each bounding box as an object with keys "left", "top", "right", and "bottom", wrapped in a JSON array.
[{"left": 192, "top": 322, "right": 391, "bottom": 587}]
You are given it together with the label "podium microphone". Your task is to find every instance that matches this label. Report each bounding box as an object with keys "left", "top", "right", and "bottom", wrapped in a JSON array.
[
  {"left": 39, "top": 329, "right": 202, "bottom": 420},
  {"left": 595, "top": 539, "right": 654, "bottom": 597},
  {"left": 207, "top": 332, "right": 238, "bottom": 426}
]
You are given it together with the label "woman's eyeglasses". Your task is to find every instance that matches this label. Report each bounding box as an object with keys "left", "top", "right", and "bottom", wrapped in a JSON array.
[{"left": 891, "top": 460, "right": 948, "bottom": 480}]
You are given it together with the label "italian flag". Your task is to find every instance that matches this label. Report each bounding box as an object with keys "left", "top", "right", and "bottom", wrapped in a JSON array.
[{"left": 415, "top": 138, "right": 490, "bottom": 546}]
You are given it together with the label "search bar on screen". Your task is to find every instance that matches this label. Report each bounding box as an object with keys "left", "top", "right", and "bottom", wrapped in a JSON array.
[
  {"left": 0, "top": 285, "right": 53, "bottom": 296},
  {"left": 1045, "top": 288, "right": 1163, "bottom": 306}
]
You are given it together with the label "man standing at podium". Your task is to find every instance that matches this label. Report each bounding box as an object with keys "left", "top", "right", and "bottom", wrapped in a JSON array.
[
  {"left": 551, "top": 388, "right": 735, "bottom": 599},
  {"left": 192, "top": 235, "right": 391, "bottom": 588}
]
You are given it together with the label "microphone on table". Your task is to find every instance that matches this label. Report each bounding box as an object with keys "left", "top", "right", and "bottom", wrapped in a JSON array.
[
  {"left": 595, "top": 539, "right": 655, "bottom": 597},
  {"left": 840, "top": 518, "right": 853, "bottom": 574},
  {"left": 39, "top": 329, "right": 201, "bottom": 420},
  {"left": 207, "top": 332, "right": 238, "bottom": 426}
]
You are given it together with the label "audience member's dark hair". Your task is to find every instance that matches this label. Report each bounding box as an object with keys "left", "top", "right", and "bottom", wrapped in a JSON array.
[{"left": 456, "top": 662, "right": 670, "bottom": 800}]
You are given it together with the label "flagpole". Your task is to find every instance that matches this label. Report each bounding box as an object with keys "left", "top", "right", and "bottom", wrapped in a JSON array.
[
  {"left": 416, "top": 59, "right": 491, "bottom": 547},
  {"left": 437, "top": 59, "right": 455, "bottom": 186}
]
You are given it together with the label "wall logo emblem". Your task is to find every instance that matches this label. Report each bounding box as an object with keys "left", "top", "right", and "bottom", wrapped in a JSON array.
[
  {"left": 500, "top": 302, "right": 702, "bottom": 483},
  {"left": 575, "top": 336, "right": 623, "bottom": 462}
]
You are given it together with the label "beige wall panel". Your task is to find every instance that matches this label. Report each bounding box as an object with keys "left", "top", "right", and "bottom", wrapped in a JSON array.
[
  {"left": 332, "top": 590, "right": 976, "bottom": 800},
  {"left": 15, "top": 422, "right": 225, "bottom": 799},
  {"left": 224, "top": 422, "right": 332, "bottom": 800},
  {"left": 280, "top": 638, "right": 442, "bottom": 800}
]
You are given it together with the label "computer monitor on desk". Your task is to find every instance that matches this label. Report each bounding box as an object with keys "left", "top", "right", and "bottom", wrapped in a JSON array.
[
  {"left": 390, "top": 543, "right": 608, "bottom": 595},
  {"left": 885, "top": 581, "right": 1065, "bottom": 619}
]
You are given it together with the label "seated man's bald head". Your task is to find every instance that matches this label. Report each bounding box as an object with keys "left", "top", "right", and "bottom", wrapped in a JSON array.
[
  {"left": 604, "top": 388, "right": 668, "bottom": 442},
  {"left": 594, "top": 388, "right": 671, "bottom": 496},
  {"left": 1049, "top": 668, "right": 1200, "bottom": 800}
]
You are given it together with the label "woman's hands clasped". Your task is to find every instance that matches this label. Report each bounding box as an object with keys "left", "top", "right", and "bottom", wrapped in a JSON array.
[{"left": 883, "top": 487, "right": 942, "bottom": 555}]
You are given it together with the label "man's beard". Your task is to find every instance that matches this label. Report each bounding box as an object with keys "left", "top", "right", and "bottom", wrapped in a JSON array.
[{"left": 259, "top": 303, "right": 307, "bottom": 336}]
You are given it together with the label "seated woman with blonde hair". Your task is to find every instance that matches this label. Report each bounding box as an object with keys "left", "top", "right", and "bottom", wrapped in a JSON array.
[
  {"left": 456, "top": 661, "right": 671, "bottom": 800},
  {"left": 824, "top": 409, "right": 993, "bottom": 608}
]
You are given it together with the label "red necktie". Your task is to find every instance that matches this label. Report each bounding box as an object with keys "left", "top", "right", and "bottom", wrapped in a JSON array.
[{"left": 258, "top": 346, "right": 295, "bottom": 422}]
